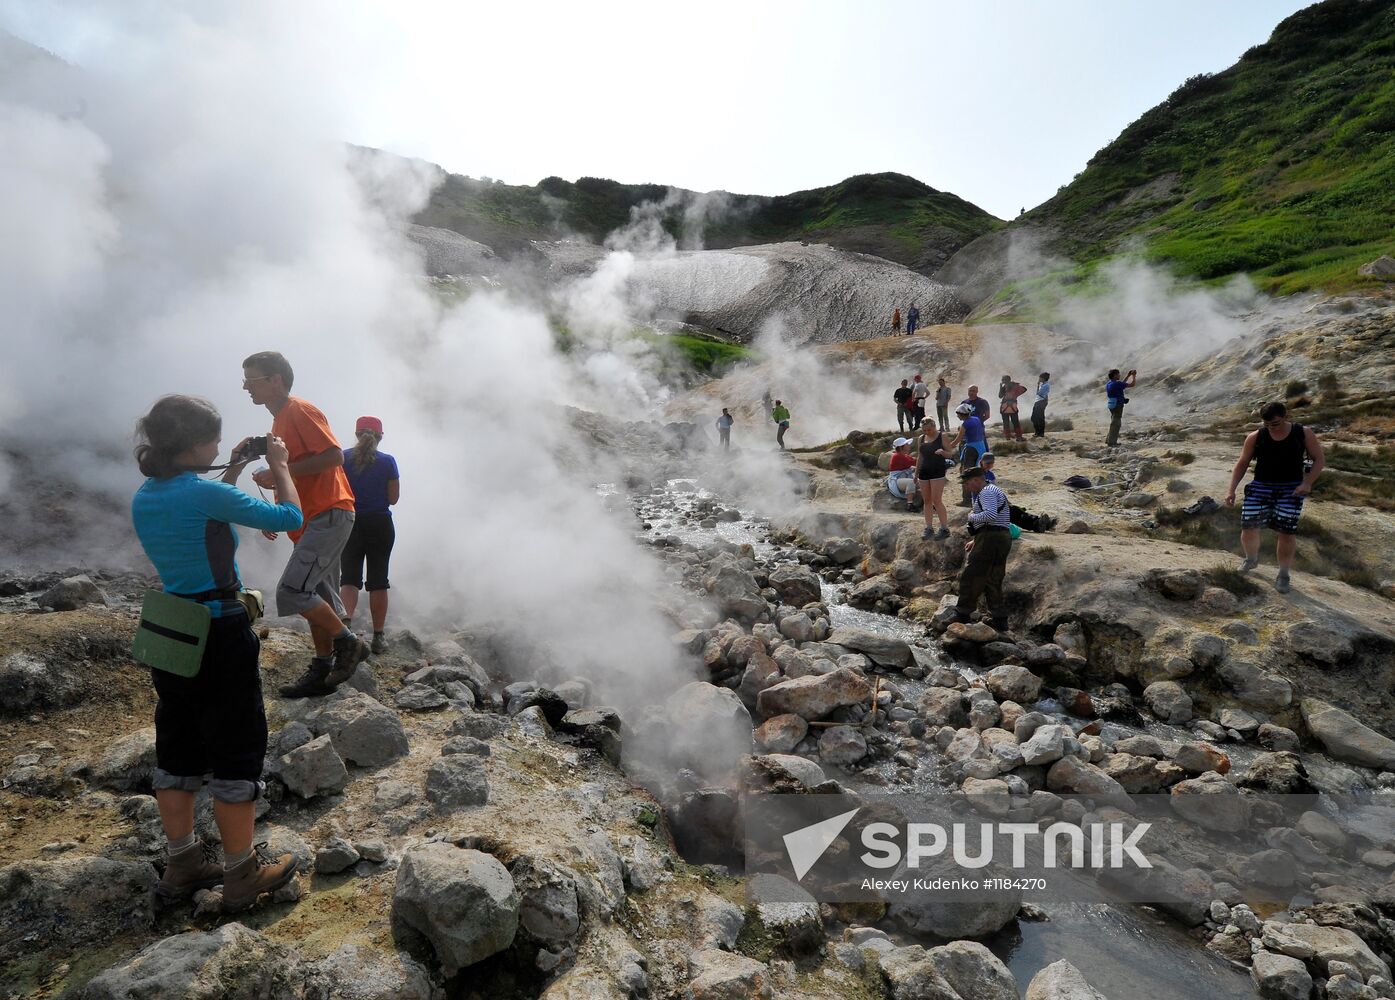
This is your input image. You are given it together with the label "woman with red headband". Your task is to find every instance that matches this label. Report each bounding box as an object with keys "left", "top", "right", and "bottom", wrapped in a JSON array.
[{"left": 338, "top": 416, "right": 400, "bottom": 653}]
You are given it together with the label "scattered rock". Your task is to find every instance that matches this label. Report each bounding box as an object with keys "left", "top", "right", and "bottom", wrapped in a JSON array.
[
  {"left": 1301, "top": 698, "right": 1395, "bottom": 770},
  {"left": 1286, "top": 621, "right": 1352, "bottom": 665},
  {"left": 276, "top": 734, "right": 348, "bottom": 799},
  {"left": 311, "top": 693, "right": 410, "bottom": 767},
  {"left": 1142, "top": 681, "right": 1192, "bottom": 724},
  {"left": 984, "top": 665, "right": 1042, "bottom": 704},
  {"left": 686, "top": 949, "right": 772, "bottom": 1000},
  {"left": 926, "top": 940, "right": 1018, "bottom": 1000},
  {"left": 1170, "top": 772, "right": 1248, "bottom": 833},
  {"left": 1156, "top": 569, "right": 1203, "bottom": 600},
  {"left": 1024, "top": 959, "right": 1107, "bottom": 999},
  {"left": 754, "top": 714, "right": 808, "bottom": 753},
  {"left": 424, "top": 756, "right": 489, "bottom": 811},
  {"left": 395, "top": 684, "right": 448, "bottom": 711},
  {"left": 93, "top": 727, "right": 158, "bottom": 792},
  {"left": 315, "top": 838, "right": 361, "bottom": 875},
  {"left": 315, "top": 942, "right": 444, "bottom": 1000},
  {"left": 767, "top": 565, "right": 822, "bottom": 607},
  {"left": 827, "top": 627, "right": 912, "bottom": 669},
  {"left": 756, "top": 668, "right": 872, "bottom": 722},
  {"left": 745, "top": 873, "right": 823, "bottom": 956},
  {"left": 0, "top": 856, "right": 156, "bottom": 968},
  {"left": 1357, "top": 255, "right": 1395, "bottom": 278},
  {"left": 0, "top": 651, "right": 86, "bottom": 714},
  {"left": 818, "top": 726, "right": 867, "bottom": 766},
  {"left": 1250, "top": 950, "right": 1312, "bottom": 1000}
]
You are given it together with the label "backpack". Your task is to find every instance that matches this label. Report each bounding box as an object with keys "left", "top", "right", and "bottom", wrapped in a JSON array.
[{"left": 1008, "top": 382, "right": 1027, "bottom": 400}]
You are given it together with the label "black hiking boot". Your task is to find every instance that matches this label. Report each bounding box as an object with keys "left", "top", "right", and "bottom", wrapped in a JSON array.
[
  {"left": 325, "top": 633, "right": 371, "bottom": 687},
  {"left": 278, "top": 658, "right": 334, "bottom": 698}
]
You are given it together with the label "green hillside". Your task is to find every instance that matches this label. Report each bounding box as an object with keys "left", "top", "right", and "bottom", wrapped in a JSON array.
[
  {"left": 1012, "top": 0, "right": 1395, "bottom": 294},
  {"left": 415, "top": 171, "right": 1002, "bottom": 274}
]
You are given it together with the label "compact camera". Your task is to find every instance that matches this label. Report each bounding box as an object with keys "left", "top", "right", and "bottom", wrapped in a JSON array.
[{"left": 245, "top": 436, "right": 269, "bottom": 458}]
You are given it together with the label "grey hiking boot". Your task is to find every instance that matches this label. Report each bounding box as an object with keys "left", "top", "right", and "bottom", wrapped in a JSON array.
[
  {"left": 221, "top": 842, "right": 298, "bottom": 912},
  {"left": 921, "top": 525, "right": 934, "bottom": 540},
  {"left": 325, "top": 632, "right": 371, "bottom": 687},
  {"left": 371, "top": 632, "right": 386, "bottom": 655},
  {"left": 154, "top": 839, "right": 223, "bottom": 904},
  {"left": 1237, "top": 557, "right": 1260, "bottom": 573},
  {"left": 278, "top": 658, "right": 333, "bottom": 698},
  {"left": 935, "top": 527, "right": 951, "bottom": 540},
  {"left": 1275, "top": 572, "right": 1292, "bottom": 594}
]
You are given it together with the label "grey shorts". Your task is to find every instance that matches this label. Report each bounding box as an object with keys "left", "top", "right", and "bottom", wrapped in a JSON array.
[{"left": 276, "top": 508, "right": 354, "bottom": 617}]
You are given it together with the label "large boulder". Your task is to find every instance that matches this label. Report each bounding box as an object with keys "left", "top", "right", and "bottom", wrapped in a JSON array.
[
  {"left": 1249, "top": 951, "right": 1311, "bottom": 1000},
  {"left": 685, "top": 949, "right": 772, "bottom": 1000},
  {"left": 1217, "top": 660, "right": 1292, "bottom": 711},
  {"left": 1286, "top": 621, "right": 1352, "bottom": 665},
  {"left": 391, "top": 844, "right": 519, "bottom": 976},
  {"left": 1277, "top": 924, "right": 1390, "bottom": 982},
  {"left": 37, "top": 574, "right": 107, "bottom": 610},
  {"left": 984, "top": 665, "right": 1042, "bottom": 704},
  {"left": 1169, "top": 772, "right": 1248, "bottom": 833},
  {"left": 926, "top": 940, "right": 1018, "bottom": 1000},
  {"left": 666, "top": 683, "right": 754, "bottom": 779},
  {"left": 1046, "top": 757, "right": 1131, "bottom": 808},
  {"left": 878, "top": 946, "right": 960, "bottom": 1000},
  {"left": 707, "top": 565, "right": 768, "bottom": 620},
  {"left": 0, "top": 651, "right": 86, "bottom": 714},
  {"left": 1300, "top": 699, "right": 1395, "bottom": 770},
  {"left": 768, "top": 565, "right": 822, "bottom": 607},
  {"left": 0, "top": 856, "right": 156, "bottom": 968},
  {"left": 314, "top": 942, "right": 444, "bottom": 1000},
  {"left": 1142, "top": 681, "right": 1192, "bottom": 724},
  {"left": 1025, "top": 960, "right": 1107, "bottom": 999},
  {"left": 81, "top": 923, "right": 325, "bottom": 1000},
  {"left": 827, "top": 627, "right": 912, "bottom": 669},
  {"left": 275, "top": 734, "right": 348, "bottom": 799},
  {"left": 92, "top": 727, "right": 158, "bottom": 792},
  {"left": 754, "top": 714, "right": 807, "bottom": 753},
  {"left": 756, "top": 668, "right": 872, "bottom": 721},
  {"left": 744, "top": 873, "right": 823, "bottom": 956},
  {"left": 311, "top": 692, "right": 409, "bottom": 767}
]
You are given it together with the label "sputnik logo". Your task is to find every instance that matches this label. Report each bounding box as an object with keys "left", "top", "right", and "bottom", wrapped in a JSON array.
[{"left": 783, "top": 808, "right": 859, "bottom": 881}]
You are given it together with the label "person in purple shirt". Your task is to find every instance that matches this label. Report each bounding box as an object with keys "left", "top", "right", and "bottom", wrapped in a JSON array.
[{"left": 338, "top": 416, "right": 400, "bottom": 653}]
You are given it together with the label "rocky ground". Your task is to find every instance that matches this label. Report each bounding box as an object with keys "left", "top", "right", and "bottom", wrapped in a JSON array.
[{"left": 5, "top": 300, "right": 1395, "bottom": 1000}]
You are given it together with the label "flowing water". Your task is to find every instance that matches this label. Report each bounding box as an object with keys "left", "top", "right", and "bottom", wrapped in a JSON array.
[{"left": 622, "top": 479, "right": 1256, "bottom": 996}]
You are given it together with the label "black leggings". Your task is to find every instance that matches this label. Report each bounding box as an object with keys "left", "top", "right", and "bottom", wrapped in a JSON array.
[{"left": 340, "top": 512, "right": 395, "bottom": 591}]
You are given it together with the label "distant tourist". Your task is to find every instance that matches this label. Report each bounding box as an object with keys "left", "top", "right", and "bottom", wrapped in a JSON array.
[
  {"left": 953, "top": 466, "right": 1012, "bottom": 630},
  {"left": 771, "top": 399, "right": 791, "bottom": 449},
  {"left": 1225, "top": 401, "right": 1325, "bottom": 594},
  {"left": 906, "top": 303, "right": 921, "bottom": 336},
  {"left": 762, "top": 387, "right": 773, "bottom": 420},
  {"left": 935, "top": 376, "right": 952, "bottom": 432},
  {"left": 131, "top": 395, "right": 302, "bottom": 910},
  {"left": 339, "top": 416, "right": 400, "bottom": 654},
  {"left": 1031, "top": 372, "right": 1051, "bottom": 437},
  {"left": 998, "top": 375, "right": 1026, "bottom": 441},
  {"left": 961, "top": 384, "right": 991, "bottom": 423},
  {"left": 887, "top": 437, "right": 917, "bottom": 505},
  {"left": 911, "top": 373, "right": 930, "bottom": 430},
  {"left": 916, "top": 418, "right": 952, "bottom": 540},
  {"left": 1105, "top": 367, "right": 1137, "bottom": 447},
  {"left": 716, "top": 407, "right": 734, "bottom": 450},
  {"left": 241, "top": 351, "right": 367, "bottom": 698},
  {"left": 894, "top": 379, "right": 913, "bottom": 433},
  {"left": 891, "top": 307, "right": 901, "bottom": 334}
]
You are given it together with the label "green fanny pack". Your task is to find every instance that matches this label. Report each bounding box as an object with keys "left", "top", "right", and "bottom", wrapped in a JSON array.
[{"left": 134, "top": 589, "right": 212, "bottom": 677}]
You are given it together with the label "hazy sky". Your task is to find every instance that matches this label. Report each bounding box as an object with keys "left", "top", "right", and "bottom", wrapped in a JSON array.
[{"left": 8, "top": 0, "right": 1311, "bottom": 220}]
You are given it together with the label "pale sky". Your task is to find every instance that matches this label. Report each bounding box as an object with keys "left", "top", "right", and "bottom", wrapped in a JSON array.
[{"left": 9, "top": 0, "right": 1312, "bottom": 220}]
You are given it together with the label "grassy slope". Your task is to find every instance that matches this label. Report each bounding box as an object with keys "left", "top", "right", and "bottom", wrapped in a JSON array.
[
  {"left": 415, "top": 171, "right": 1002, "bottom": 274},
  {"left": 1017, "top": 0, "right": 1395, "bottom": 295}
]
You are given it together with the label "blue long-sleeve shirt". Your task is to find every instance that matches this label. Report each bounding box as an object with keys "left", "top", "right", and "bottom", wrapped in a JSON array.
[{"left": 132, "top": 473, "right": 303, "bottom": 617}]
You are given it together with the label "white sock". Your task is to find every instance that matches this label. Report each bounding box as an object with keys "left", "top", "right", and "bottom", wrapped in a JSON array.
[
  {"left": 225, "top": 846, "right": 253, "bottom": 869},
  {"left": 168, "top": 832, "right": 196, "bottom": 854}
]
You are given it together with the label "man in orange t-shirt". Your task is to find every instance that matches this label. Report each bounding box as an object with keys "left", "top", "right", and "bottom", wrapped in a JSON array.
[{"left": 239, "top": 351, "right": 367, "bottom": 697}]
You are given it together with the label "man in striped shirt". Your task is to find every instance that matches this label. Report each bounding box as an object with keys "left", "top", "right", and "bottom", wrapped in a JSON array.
[{"left": 953, "top": 467, "right": 1013, "bottom": 629}]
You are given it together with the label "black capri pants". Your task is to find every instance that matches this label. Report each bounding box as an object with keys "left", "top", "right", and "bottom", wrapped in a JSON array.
[
  {"left": 151, "top": 612, "right": 266, "bottom": 802},
  {"left": 340, "top": 512, "right": 395, "bottom": 591}
]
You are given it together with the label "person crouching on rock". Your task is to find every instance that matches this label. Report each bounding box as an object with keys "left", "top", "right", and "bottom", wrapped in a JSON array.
[
  {"left": 887, "top": 437, "right": 917, "bottom": 507},
  {"left": 131, "top": 395, "right": 303, "bottom": 910},
  {"left": 953, "top": 466, "right": 1012, "bottom": 630}
]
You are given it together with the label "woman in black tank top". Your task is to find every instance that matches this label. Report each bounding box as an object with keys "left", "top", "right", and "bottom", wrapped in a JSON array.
[
  {"left": 1253, "top": 422, "right": 1307, "bottom": 483},
  {"left": 916, "top": 421, "right": 951, "bottom": 538}
]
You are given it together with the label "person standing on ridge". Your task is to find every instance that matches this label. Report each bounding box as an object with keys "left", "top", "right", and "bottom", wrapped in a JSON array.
[
  {"left": 891, "top": 307, "right": 901, "bottom": 334},
  {"left": 911, "top": 374, "right": 930, "bottom": 431},
  {"left": 953, "top": 466, "right": 1012, "bottom": 630},
  {"left": 1105, "top": 367, "right": 1137, "bottom": 447},
  {"left": 936, "top": 376, "right": 952, "bottom": 432},
  {"left": 894, "top": 379, "right": 913, "bottom": 433},
  {"left": 771, "top": 399, "right": 791, "bottom": 449},
  {"left": 907, "top": 303, "right": 920, "bottom": 337},
  {"left": 1225, "top": 401, "right": 1325, "bottom": 594},
  {"left": 916, "top": 418, "right": 952, "bottom": 540},
  {"left": 716, "top": 408, "right": 734, "bottom": 450},
  {"left": 241, "top": 351, "right": 368, "bottom": 698},
  {"left": 1031, "top": 372, "right": 1051, "bottom": 438},
  {"left": 339, "top": 416, "right": 400, "bottom": 654}
]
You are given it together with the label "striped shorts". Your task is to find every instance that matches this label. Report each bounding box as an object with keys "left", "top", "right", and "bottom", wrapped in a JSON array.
[{"left": 1241, "top": 480, "right": 1305, "bottom": 535}]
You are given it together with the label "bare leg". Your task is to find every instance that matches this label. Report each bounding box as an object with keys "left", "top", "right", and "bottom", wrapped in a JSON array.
[
  {"left": 1240, "top": 527, "right": 1262, "bottom": 562},
  {"left": 339, "top": 585, "right": 359, "bottom": 621},
  {"left": 303, "top": 599, "right": 344, "bottom": 656},
  {"left": 920, "top": 479, "right": 935, "bottom": 527},
  {"left": 368, "top": 590, "right": 389, "bottom": 632},
  {"left": 156, "top": 788, "right": 196, "bottom": 841},
  {"left": 930, "top": 479, "right": 949, "bottom": 529},
  {"left": 212, "top": 800, "right": 255, "bottom": 857},
  {"left": 1275, "top": 533, "right": 1297, "bottom": 572}
]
